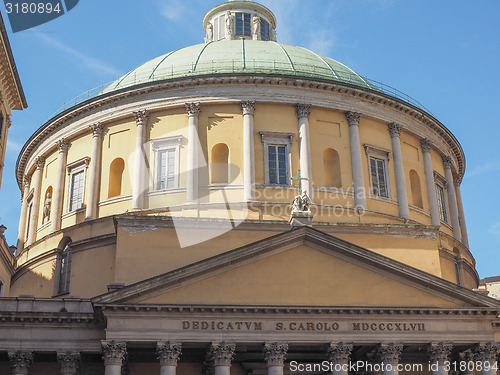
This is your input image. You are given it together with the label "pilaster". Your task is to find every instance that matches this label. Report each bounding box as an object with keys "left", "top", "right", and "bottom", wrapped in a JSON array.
[
  {"left": 388, "top": 123, "right": 409, "bottom": 219},
  {"left": 421, "top": 138, "right": 440, "bottom": 226},
  {"left": 132, "top": 110, "right": 149, "bottom": 210},
  {"left": 443, "top": 156, "right": 461, "bottom": 240},
  {"left": 85, "top": 122, "right": 104, "bottom": 220},
  {"left": 346, "top": 111, "right": 366, "bottom": 209},
  {"left": 242, "top": 100, "right": 256, "bottom": 201},
  {"left": 50, "top": 138, "right": 70, "bottom": 232},
  {"left": 296, "top": 104, "right": 313, "bottom": 198},
  {"left": 186, "top": 102, "right": 200, "bottom": 203}
]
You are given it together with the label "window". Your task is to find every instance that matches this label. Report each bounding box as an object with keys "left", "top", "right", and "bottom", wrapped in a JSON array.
[
  {"left": 268, "top": 145, "right": 288, "bottom": 184},
  {"left": 24, "top": 190, "right": 34, "bottom": 241},
  {"left": 57, "top": 241, "right": 72, "bottom": 295},
  {"left": 370, "top": 157, "right": 388, "bottom": 197},
  {"left": 323, "top": 148, "right": 341, "bottom": 188},
  {"left": 213, "top": 14, "right": 225, "bottom": 41},
  {"left": 235, "top": 12, "right": 251, "bottom": 36},
  {"left": 108, "top": 158, "right": 125, "bottom": 198},
  {"left": 211, "top": 143, "right": 229, "bottom": 184},
  {"left": 260, "top": 18, "right": 270, "bottom": 41},
  {"left": 436, "top": 184, "right": 448, "bottom": 223},
  {"left": 364, "top": 144, "right": 391, "bottom": 199},
  {"left": 151, "top": 135, "right": 182, "bottom": 191},
  {"left": 409, "top": 169, "right": 423, "bottom": 208},
  {"left": 259, "top": 131, "right": 293, "bottom": 185},
  {"left": 66, "top": 157, "right": 90, "bottom": 213}
]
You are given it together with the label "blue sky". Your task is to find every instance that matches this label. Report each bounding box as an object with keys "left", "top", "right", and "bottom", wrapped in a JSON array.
[{"left": 0, "top": 0, "right": 499, "bottom": 278}]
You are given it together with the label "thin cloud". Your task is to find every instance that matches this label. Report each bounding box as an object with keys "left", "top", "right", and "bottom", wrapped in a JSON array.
[
  {"left": 159, "top": 0, "right": 186, "bottom": 23},
  {"left": 465, "top": 162, "right": 500, "bottom": 178},
  {"left": 35, "top": 31, "right": 122, "bottom": 77},
  {"left": 488, "top": 222, "right": 500, "bottom": 237}
]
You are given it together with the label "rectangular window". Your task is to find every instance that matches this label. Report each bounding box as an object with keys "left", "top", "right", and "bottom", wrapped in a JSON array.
[
  {"left": 235, "top": 12, "right": 251, "bottom": 36},
  {"left": 69, "top": 171, "right": 85, "bottom": 211},
  {"left": 157, "top": 148, "right": 176, "bottom": 190},
  {"left": 261, "top": 19, "right": 270, "bottom": 40},
  {"left": 268, "top": 145, "right": 288, "bottom": 184},
  {"left": 214, "top": 15, "right": 225, "bottom": 41},
  {"left": 436, "top": 184, "right": 448, "bottom": 222},
  {"left": 370, "top": 157, "right": 388, "bottom": 197}
]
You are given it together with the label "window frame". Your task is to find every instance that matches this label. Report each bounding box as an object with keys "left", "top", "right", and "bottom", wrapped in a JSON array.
[
  {"left": 24, "top": 189, "right": 34, "bottom": 241},
  {"left": 364, "top": 144, "right": 392, "bottom": 199},
  {"left": 151, "top": 135, "right": 182, "bottom": 192},
  {"left": 235, "top": 12, "right": 252, "bottom": 37},
  {"left": 434, "top": 171, "right": 449, "bottom": 223},
  {"left": 213, "top": 14, "right": 226, "bottom": 41},
  {"left": 259, "top": 131, "right": 294, "bottom": 185},
  {"left": 65, "top": 157, "right": 90, "bottom": 213}
]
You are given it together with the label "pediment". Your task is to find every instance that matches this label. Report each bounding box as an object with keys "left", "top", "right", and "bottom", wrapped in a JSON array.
[{"left": 93, "top": 227, "right": 500, "bottom": 309}]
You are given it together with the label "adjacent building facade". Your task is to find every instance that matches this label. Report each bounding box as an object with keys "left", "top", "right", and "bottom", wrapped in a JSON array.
[{"left": 0, "top": 1, "right": 498, "bottom": 374}]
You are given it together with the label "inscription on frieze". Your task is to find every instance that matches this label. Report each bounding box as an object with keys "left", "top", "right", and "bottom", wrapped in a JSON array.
[{"left": 182, "top": 320, "right": 426, "bottom": 332}]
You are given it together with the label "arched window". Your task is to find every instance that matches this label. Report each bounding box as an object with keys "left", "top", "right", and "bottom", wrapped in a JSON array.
[
  {"left": 323, "top": 148, "right": 341, "bottom": 188},
  {"left": 42, "top": 186, "right": 53, "bottom": 223},
  {"left": 108, "top": 158, "right": 125, "bottom": 198},
  {"left": 57, "top": 238, "right": 72, "bottom": 295},
  {"left": 409, "top": 169, "right": 423, "bottom": 208},
  {"left": 211, "top": 143, "right": 229, "bottom": 184}
]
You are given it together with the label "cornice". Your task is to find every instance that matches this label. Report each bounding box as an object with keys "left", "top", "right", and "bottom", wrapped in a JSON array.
[
  {"left": 95, "top": 303, "right": 500, "bottom": 317},
  {"left": 15, "top": 74, "right": 466, "bottom": 189}
]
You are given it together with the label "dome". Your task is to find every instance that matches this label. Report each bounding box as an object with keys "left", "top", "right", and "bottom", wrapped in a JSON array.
[{"left": 103, "top": 40, "right": 377, "bottom": 94}]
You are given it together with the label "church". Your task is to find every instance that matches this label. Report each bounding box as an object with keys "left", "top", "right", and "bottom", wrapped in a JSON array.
[{"left": 1, "top": 1, "right": 499, "bottom": 374}]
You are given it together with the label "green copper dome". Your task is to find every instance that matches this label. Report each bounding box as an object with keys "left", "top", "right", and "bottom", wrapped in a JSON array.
[{"left": 103, "top": 40, "right": 377, "bottom": 93}]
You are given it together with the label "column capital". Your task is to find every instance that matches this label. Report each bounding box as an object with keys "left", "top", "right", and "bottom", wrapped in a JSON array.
[
  {"left": 420, "top": 138, "right": 432, "bottom": 152},
  {"left": 473, "top": 342, "right": 499, "bottom": 363},
  {"left": 427, "top": 342, "right": 452, "bottom": 365},
  {"left": 156, "top": 342, "right": 182, "bottom": 366},
  {"left": 376, "top": 343, "right": 403, "bottom": 365},
  {"left": 458, "top": 350, "right": 474, "bottom": 363},
  {"left": 34, "top": 156, "right": 46, "bottom": 170},
  {"left": 443, "top": 156, "right": 453, "bottom": 169},
  {"left": 345, "top": 111, "right": 362, "bottom": 126},
  {"left": 6, "top": 114, "right": 12, "bottom": 128},
  {"left": 296, "top": 103, "right": 311, "bottom": 119},
  {"left": 388, "top": 122, "right": 402, "bottom": 137},
  {"left": 263, "top": 342, "right": 288, "bottom": 366},
  {"left": 8, "top": 351, "right": 33, "bottom": 374},
  {"left": 89, "top": 122, "right": 104, "bottom": 137},
  {"left": 241, "top": 100, "right": 255, "bottom": 115},
  {"left": 57, "top": 352, "right": 80, "bottom": 375},
  {"left": 133, "top": 109, "right": 149, "bottom": 125},
  {"left": 102, "top": 340, "right": 127, "bottom": 366},
  {"left": 185, "top": 102, "right": 201, "bottom": 117},
  {"left": 327, "top": 342, "right": 353, "bottom": 364},
  {"left": 56, "top": 138, "right": 71, "bottom": 153},
  {"left": 23, "top": 174, "right": 31, "bottom": 188},
  {"left": 209, "top": 341, "right": 236, "bottom": 366},
  {"left": 454, "top": 176, "right": 462, "bottom": 186}
]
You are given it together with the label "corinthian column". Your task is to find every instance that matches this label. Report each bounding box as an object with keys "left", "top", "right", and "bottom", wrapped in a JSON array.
[
  {"left": 473, "top": 343, "right": 499, "bottom": 375},
  {"left": 264, "top": 342, "right": 288, "bottom": 375},
  {"left": 241, "top": 101, "right": 256, "bottom": 201},
  {"left": 209, "top": 342, "right": 236, "bottom": 375},
  {"left": 57, "top": 352, "right": 80, "bottom": 375},
  {"left": 443, "top": 157, "right": 461, "bottom": 240},
  {"left": 27, "top": 156, "right": 45, "bottom": 245},
  {"left": 454, "top": 177, "right": 469, "bottom": 247},
  {"left": 51, "top": 139, "right": 70, "bottom": 232},
  {"left": 157, "top": 342, "right": 182, "bottom": 375},
  {"left": 388, "top": 123, "right": 409, "bottom": 218},
  {"left": 296, "top": 104, "right": 313, "bottom": 199},
  {"left": 132, "top": 110, "right": 149, "bottom": 210},
  {"left": 186, "top": 102, "right": 200, "bottom": 203},
  {"left": 8, "top": 351, "right": 33, "bottom": 375},
  {"left": 102, "top": 340, "right": 127, "bottom": 375},
  {"left": 345, "top": 111, "right": 366, "bottom": 209},
  {"left": 327, "top": 342, "right": 353, "bottom": 375},
  {"left": 427, "top": 342, "right": 452, "bottom": 375},
  {"left": 85, "top": 123, "right": 104, "bottom": 220},
  {"left": 377, "top": 343, "right": 403, "bottom": 375},
  {"left": 16, "top": 175, "right": 31, "bottom": 250},
  {"left": 421, "top": 139, "right": 440, "bottom": 226}
]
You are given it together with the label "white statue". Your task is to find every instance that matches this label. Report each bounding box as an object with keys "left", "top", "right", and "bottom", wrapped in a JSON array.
[
  {"left": 206, "top": 23, "right": 213, "bottom": 43},
  {"left": 252, "top": 15, "right": 261, "bottom": 39},
  {"left": 43, "top": 192, "right": 51, "bottom": 222},
  {"left": 226, "top": 11, "right": 234, "bottom": 38},
  {"left": 291, "top": 190, "right": 311, "bottom": 212}
]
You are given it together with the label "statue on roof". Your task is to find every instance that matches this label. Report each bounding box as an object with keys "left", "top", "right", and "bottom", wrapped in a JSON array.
[
  {"left": 206, "top": 22, "right": 213, "bottom": 43},
  {"left": 226, "top": 11, "right": 234, "bottom": 39},
  {"left": 252, "top": 15, "right": 261, "bottom": 40},
  {"left": 291, "top": 190, "right": 311, "bottom": 213}
]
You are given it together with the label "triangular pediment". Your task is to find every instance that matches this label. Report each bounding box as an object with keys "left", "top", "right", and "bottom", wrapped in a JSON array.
[{"left": 93, "top": 227, "right": 500, "bottom": 309}]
